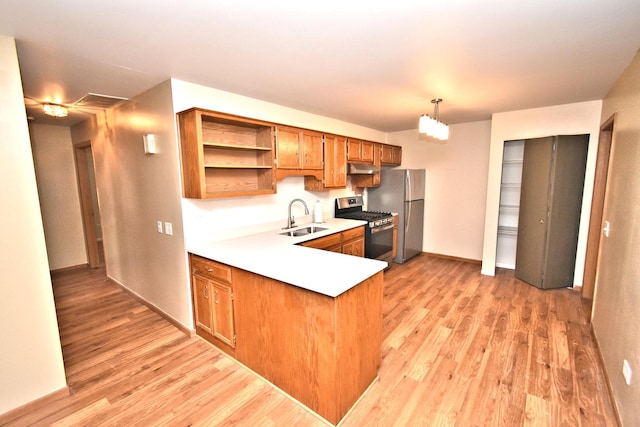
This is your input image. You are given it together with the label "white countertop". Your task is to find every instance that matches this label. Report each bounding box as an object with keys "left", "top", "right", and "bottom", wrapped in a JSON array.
[{"left": 187, "top": 218, "right": 387, "bottom": 298}]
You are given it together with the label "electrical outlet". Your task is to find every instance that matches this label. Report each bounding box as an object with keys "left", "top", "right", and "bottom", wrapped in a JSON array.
[
  {"left": 623, "top": 359, "right": 632, "bottom": 385},
  {"left": 164, "top": 222, "right": 173, "bottom": 236},
  {"left": 157, "top": 221, "right": 163, "bottom": 233}
]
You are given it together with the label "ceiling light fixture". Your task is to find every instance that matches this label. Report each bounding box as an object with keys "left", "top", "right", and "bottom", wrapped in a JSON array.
[
  {"left": 419, "top": 98, "right": 449, "bottom": 140},
  {"left": 43, "top": 103, "right": 68, "bottom": 118}
]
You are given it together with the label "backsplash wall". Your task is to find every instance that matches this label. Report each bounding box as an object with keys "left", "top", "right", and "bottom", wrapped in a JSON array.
[{"left": 181, "top": 176, "right": 356, "bottom": 246}]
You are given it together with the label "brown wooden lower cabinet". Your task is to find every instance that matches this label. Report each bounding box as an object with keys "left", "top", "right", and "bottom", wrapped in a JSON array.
[
  {"left": 300, "top": 225, "right": 365, "bottom": 257},
  {"left": 341, "top": 226, "right": 364, "bottom": 257},
  {"left": 191, "top": 255, "right": 236, "bottom": 356},
  {"left": 189, "top": 252, "right": 383, "bottom": 425},
  {"left": 233, "top": 268, "right": 383, "bottom": 425}
]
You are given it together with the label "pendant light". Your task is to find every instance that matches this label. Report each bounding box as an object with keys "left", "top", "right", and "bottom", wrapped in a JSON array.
[{"left": 419, "top": 98, "right": 449, "bottom": 140}]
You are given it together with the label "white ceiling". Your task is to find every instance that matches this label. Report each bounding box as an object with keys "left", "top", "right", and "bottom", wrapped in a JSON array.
[{"left": 2, "top": 0, "right": 640, "bottom": 131}]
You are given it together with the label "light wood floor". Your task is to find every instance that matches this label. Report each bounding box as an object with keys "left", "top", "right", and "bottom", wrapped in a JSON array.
[{"left": 0, "top": 255, "right": 618, "bottom": 426}]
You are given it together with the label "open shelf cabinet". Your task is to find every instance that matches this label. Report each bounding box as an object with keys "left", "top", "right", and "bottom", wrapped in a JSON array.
[
  {"left": 178, "top": 108, "right": 276, "bottom": 199},
  {"left": 496, "top": 140, "right": 524, "bottom": 269}
]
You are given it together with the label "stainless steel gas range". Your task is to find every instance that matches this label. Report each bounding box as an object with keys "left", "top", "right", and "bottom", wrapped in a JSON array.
[{"left": 335, "top": 195, "right": 394, "bottom": 266}]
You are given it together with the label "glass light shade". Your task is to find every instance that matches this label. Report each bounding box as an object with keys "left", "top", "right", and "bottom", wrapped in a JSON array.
[
  {"left": 419, "top": 114, "right": 448, "bottom": 140},
  {"left": 419, "top": 114, "right": 431, "bottom": 133},
  {"left": 43, "top": 103, "right": 68, "bottom": 118}
]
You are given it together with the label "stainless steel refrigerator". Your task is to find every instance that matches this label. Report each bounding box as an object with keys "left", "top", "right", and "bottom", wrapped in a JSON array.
[{"left": 367, "top": 169, "right": 425, "bottom": 264}]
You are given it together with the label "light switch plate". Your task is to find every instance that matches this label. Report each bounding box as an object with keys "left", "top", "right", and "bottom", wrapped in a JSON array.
[
  {"left": 157, "top": 221, "right": 163, "bottom": 233},
  {"left": 164, "top": 222, "right": 173, "bottom": 236}
]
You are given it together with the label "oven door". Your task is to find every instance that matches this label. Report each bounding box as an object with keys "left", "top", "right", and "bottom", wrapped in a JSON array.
[{"left": 366, "top": 223, "right": 394, "bottom": 262}]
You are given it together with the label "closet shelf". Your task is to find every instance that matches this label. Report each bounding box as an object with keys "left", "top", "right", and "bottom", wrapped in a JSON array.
[
  {"left": 499, "top": 204, "right": 520, "bottom": 213},
  {"left": 498, "top": 225, "right": 518, "bottom": 236}
]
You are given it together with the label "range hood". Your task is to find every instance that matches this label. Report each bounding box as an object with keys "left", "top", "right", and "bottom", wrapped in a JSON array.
[{"left": 348, "top": 163, "right": 380, "bottom": 175}]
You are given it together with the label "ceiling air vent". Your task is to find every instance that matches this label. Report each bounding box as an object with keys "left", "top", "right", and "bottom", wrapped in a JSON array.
[{"left": 73, "top": 93, "right": 128, "bottom": 110}]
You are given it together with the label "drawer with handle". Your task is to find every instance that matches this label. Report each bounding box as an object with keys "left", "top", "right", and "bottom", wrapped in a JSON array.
[
  {"left": 191, "top": 255, "right": 232, "bottom": 284},
  {"left": 342, "top": 226, "right": 364, "bottom": 242}
]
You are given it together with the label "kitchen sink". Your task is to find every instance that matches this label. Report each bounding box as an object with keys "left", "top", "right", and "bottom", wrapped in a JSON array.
[{"left": 280, "top": 225, "right": 328, "bottom": 237}]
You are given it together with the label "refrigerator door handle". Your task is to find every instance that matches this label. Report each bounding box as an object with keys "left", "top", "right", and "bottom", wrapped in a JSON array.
[
  {"left": 406, "top": 172, "right": 411, "bottom": 201},
  {"left": 405, "top": 202, "right": 411, "bottom": 233}
]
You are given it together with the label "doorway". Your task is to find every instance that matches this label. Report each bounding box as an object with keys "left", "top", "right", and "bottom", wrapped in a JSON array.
[
  {"left": 582, "top": 115, "right": 616, "bottom": 300},
  {"left": 74, "top": 142, "right": 103, "bottom": 268}
]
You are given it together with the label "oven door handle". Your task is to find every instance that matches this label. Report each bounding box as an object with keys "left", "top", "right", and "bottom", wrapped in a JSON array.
[{"left": 370, "top": 223, "right": 395, "bottom": 234}]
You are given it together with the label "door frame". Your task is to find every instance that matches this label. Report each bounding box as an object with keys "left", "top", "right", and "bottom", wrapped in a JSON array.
[
  {"left": 582, "top": 114, "right": 616, "bottom": 300},
  {"left": 74, "top": 141, "right": 101, "bottom": 268}
]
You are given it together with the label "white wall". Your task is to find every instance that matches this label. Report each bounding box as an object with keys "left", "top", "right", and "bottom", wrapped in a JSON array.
[
  {"left": 30, "top": 124, "right": 87, "bottom": 270},
  {"left": 481, "top": 101, "right": 603, "bottom": 285},
  {"left": 386, "top": 121, "right": 492, "bottom": 261},
  {"left": 0, "top": 36, "right": 67, "bottom": 415}
]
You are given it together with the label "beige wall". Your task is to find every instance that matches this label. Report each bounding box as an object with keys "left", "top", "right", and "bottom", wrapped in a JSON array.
[
  {"left": 30, "top": 124, "right": 87, "bottom": 270},
  {"left": 386, "top": 121, "right": 492, "bottom": 260},
  {"left": 481, "top": 101, "right": 603, "bottom": 284},
  {"left": 592, "top": 52, "right": 640, "bottom": 426},
  {"left": 71, "top": 80, "right": 191, "bottom": 328},
  {"left": 0, "top": 36, "right": 67, "bottom": 415}
]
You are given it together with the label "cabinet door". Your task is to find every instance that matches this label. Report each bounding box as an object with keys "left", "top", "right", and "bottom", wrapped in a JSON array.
[
  {"left": 193, "top": 274, "right": 213, "bottom": 335},
  {"left": 342, "top": 240, "right": 355, "bottom": 256},
  {"left": 325, "top": 135, "right": 347, "bottom": 188},
  {"left": 347, "top": 139, "right": 361, "bottom": 161},
  {"left": 353, "top": 238, "right": 364, "bottom": 257},
  {"left": 381, "top": 144, "right": 402, "bottom": 166},
  {"left": 276, "top": 126, "right": 302, "bottom": 169},
  {"left": 392, "top": 146, "right": 402, "bottom": 165},
  {"left": 212, "top": 282, "right": 236, "bottom": 348},
  {"left": 343, "top": 238, "right": 364, "bottom": 257},
  {"left": 381, "top": 144, "right": 394, "bottom": 164},
  {"left": 360, "top": 141, "right": 374, "bottom": 163},
  {"left": 302, "top": 131, "right": 324, "bottom": 170}
]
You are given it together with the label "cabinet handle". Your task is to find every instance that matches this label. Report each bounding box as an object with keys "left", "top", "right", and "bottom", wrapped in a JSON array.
[
  {"left": 206, "top": 267, "right": 214, "bottom": 272},
  {"left": 539, "top": 219, "right": 545, "bottom": 224},
  {"left": 203, "top": 284, "right": 208, "bottom": 299},
  {"left": 214, "top": 289, "right": 218, "bottom": 304}
]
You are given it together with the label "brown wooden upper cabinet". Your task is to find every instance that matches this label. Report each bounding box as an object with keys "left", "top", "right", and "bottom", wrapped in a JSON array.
[
  {"left": 275, "top": 126, "right": 323, "bottom": 180},
  {"left": 350, "top": 143, "right": 382, "bottom": 188},
  {"left": 177, "top": 108, "right": 276, "bottom": 199},
  {"left": 381, "top": 144, "right": 402, "bottom": 166},
  {"left": 305, "top": 134, "right": 347, "bottom": 190},
  {"left": 347, "top": 139, "right": 374, "bottom": 163}
]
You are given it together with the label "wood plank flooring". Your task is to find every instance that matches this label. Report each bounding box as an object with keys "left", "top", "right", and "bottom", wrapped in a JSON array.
[{"left": 0, "top": 254, "right": 618, "bottom": 426}]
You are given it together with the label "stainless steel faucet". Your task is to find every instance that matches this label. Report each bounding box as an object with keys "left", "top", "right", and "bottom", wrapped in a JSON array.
[{"left": 286, "top": 198, "right": 309, "bottom": 229}]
